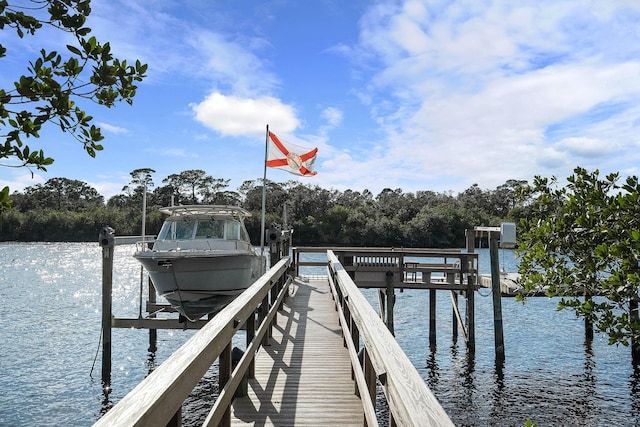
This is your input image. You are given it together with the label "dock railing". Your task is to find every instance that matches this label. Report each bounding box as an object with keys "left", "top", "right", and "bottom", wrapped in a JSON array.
[
  {"left": 94, "top": 257, "right": 292, "bottom": 427},
  {"left": 327, "top": 250, "right": 454, "bottom": 426}
]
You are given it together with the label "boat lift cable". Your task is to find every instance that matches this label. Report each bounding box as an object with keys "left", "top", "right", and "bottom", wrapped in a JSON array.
[
  {"left": 476, "top": 287, "right": 492, "bottom": 297},
  {"left": 89, "top": 323, "right": 103, "bottom": 379}
]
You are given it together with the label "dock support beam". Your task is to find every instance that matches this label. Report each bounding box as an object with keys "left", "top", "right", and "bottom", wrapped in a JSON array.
[
  {"left": 429, "top": 289, "right": 436, "bottom": 348},
  {"left": 100, "top": 227, "right": 115, "bottom": 387},
  {"left": 489, "top": 232, "right": 505, "bottom": 360}
]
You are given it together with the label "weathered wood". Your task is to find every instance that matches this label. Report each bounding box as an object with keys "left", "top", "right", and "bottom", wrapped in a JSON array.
[
  {"left": 489, "top": 234, "right": 505, "bottom": 360},
  {"left": 219, "top": 343, "right": 232, "bottom": 427},
  {"left": 328, "top": 251, "right": 454, "bottom": 426},
  {"left": 111, "top": 317, "right": 209, "bottom": 330},
  {"left": 230, "top": 278, "right": 366, "bottom": 425},
  {"left": 385, "top": 271, "right": 395, "bottom": 335},
  {"left": 451, "top": 291, "right": 458, "bottom": 341},
  {"left": 450, "top": 291, "right": 467, "bottom": 343},
  {"left": 147, "top": 275, "right": 158, "bottom": 352},
  {"left": 205, "top": 276, "right": 292, "bottom": 426},
  {"left": 466, "top": 274, "right": 475, "bottom": 354},
  {"left": 429, "top": 289, "right": 436, "bottom": 347},
  {"left": 100, "top": 237, "right": 114, "bottom": 386},
  {"left": 94, "top": 258, "right": 291, "bottom": 427}
]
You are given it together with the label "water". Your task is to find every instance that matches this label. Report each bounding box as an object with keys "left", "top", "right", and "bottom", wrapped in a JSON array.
[{"left": 1, "top": 243, "right": 639, "bottom": 426}]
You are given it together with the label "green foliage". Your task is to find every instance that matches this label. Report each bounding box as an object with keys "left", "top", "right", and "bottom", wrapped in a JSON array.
[
  {"left": 0, "top": 1, "right": 147, "bottom": 192},
  {"left": 0, "top": 185, "right": 10, "bottom": 211},
  {"left": 517, "top": 167, "right": 640, "bottom": 346},
  {"left": 2, "top": 171, "right": 524, "bottom": 249}
]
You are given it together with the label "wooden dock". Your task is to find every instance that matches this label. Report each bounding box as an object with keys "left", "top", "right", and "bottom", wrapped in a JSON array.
[
  {"left": 231, "top": 278, "right": 365, "bottom": 425},
  {"left": 95, "top": 251, "right": 454, "bottom": 426}
]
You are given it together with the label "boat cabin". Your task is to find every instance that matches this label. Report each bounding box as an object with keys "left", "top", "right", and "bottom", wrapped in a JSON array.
[{"left": 149, "top": 205, "right": 254, "bottom": 252}]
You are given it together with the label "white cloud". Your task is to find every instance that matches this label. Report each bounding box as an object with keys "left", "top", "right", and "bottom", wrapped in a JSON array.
[
  {"left": 157, "top": 148, "right": 198, "bottom": 158},
  {"left": 321, "top": 107, "right": 344, "bottom": 128},
  {"left": 338, "top": 0, "right": 640, "bottom": 192},
  {"left": 553, "top": 137, "right": 616, "bottom": 158},
  {"left": 98, "top": 122, "right": 128, "bottom": 134},
  {"left": 191, "top": 93, "right": 300, "bottom": 136},
  {"left": 0, "top": 171, "right": 46, "bottom": 194}
]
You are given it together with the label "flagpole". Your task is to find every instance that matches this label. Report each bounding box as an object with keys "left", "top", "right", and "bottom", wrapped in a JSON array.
[{"left": 259, "top": 124, "right": 269, "bottom": 273}]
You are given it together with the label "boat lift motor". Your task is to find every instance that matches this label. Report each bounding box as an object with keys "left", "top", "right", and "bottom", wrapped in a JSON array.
[
  {"left": 266, "top": 223, "right": 293, "bottom": 244},
  {"left": 99, "top": 226, "right": 115, "bottom": 248}
]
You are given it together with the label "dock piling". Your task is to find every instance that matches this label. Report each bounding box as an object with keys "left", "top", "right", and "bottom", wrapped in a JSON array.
[
  {"left": 489, "top": 232, "right": 505, "bottom": 360},
  {"left": 99, "top": 226, "right": 115, "bottom": 387},
  {"left": 385, "top": 270, "right": 395, "bottom": 335}
]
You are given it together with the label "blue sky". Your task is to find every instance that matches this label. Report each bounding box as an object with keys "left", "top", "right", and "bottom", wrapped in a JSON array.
[{"left": 2, "top": 0, "right": 640, "bottom": 200}]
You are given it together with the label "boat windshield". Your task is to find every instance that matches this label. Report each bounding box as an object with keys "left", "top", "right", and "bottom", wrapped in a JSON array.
[
  {"left": 158, "top": 219, "right": 196, "bottom": 240},
  {"left": 195, "top": 220, "right": 224, "bottom": 239},
  {"left": 157, "top": 218, "right": 246, "bottom": 241}
]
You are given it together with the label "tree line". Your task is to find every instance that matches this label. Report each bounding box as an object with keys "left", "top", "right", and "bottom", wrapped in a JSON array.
[{"left": 0, "top": 168, "right": 530, "bottom": 246}]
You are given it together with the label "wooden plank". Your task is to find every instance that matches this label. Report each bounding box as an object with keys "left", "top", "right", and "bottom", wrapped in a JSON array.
[
  {"left": 112, "top": 317, "right": 209, "bottom": 330},
  {"left": 231, "top": 279, "right": 365, "bottom": 426},
  {"left": 328, "top": 251, "right": 454, "bottom": 426}
]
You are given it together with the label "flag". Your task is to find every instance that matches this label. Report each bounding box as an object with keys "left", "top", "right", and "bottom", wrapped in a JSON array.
[{"left": 266, "top": 131, "right": 318, "bottom": 176}]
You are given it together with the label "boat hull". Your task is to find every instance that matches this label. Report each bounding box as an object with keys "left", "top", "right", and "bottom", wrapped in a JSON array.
[{"left": 134, "top": 251, "right": 263, "bottom": 321}]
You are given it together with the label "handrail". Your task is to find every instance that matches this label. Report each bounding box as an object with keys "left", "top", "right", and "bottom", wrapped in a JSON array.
[
  {"left": 327, "top": 250, "right": 454, "bottom": 426},
  {"left": 94, "top": 257, "right": 292, "bottom": 427}
]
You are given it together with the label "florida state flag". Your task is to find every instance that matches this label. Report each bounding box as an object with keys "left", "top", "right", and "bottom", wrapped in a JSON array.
[{"left": 266, "top": 131, "right": 317, "bottom": 176}]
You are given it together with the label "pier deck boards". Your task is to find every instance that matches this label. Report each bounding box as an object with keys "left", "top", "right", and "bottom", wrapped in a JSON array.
[{"left": 231, "top": 278, "right": 365, "bottom": 426}]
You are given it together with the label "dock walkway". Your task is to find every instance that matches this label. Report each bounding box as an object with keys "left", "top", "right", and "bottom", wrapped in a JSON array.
[{"left": 231, "top": 277, "right": 365, "bottom": 425}]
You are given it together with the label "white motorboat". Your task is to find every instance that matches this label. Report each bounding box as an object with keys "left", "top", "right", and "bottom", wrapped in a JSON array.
[{"left": 134, "top": 205, "right": 263, "bottom": 321}]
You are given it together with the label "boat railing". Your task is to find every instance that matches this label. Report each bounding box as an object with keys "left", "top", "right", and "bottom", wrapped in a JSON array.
[
  {"left": 94, "top": 257, "right": 292, "bottom": 426},
  {"left": 327, "top": 250, "right": 454, "bottom": 426},
  {"left": 138, "top": 239, "right": 249, "bottom": 252}
]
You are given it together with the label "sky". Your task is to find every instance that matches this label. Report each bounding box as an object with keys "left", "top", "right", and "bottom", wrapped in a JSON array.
[{"left": 2, "top": 0, "right": 640, "bottom": 200}]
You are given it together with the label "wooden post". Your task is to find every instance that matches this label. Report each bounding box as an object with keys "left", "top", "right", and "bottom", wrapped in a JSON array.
[
  {"left": 464, "top": 257, "right": 475, "bottom": 354},
  {"left": 385, "top": 271, "right": 394, "bottom": 335},
  {"left": 489, "top": 232, "right": 505, "bottom": 360},
  {"left": 451, "top": 291, "right": 458, "bottom": 342},
  {"left": 142, "top": 240, "right": 157, "bottom": 352},
  {"left": 260, "top": 294, "right": 270, "bottom": 346},
  {"left": 429, "top": 289, "right": 436, "bottom": 348},
  {"left": 585, "top": 294, "right": 594, "bottom": 342},
  {"left": 148, "top": 274, "right": 157, "bottom": 352},
  {"left": 631, "top": 298, "right": 640, "bottom": 365},
  {"left": 363, "top": 348, "right": 377, "bottom": 415},
  {"left": 219, "top": 343, "right": 232, "bottom": 427},
  {"left": 246, "top": 311, "right": 255, "bottom": 378},
  {"left": 466, "top": 228, "right": 475, "bottom": 254},
  {"left": 167, "top": 408, "right": 182, "bottom": 427},
  {"left": 99, "top": 227, "right": 115, "bottom": 387},
  {"left": 377, "top": 289, "right": 386, "bottom": 322}
]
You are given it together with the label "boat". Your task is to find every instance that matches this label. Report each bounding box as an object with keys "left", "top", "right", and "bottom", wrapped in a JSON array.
[{"left": 134, "top": 205, "right": 264, "bottom": 321}]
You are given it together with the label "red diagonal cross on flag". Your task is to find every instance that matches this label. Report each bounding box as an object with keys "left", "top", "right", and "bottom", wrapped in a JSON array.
[{"left": 266, "top": 131, "right": 317, "bottom": 176}]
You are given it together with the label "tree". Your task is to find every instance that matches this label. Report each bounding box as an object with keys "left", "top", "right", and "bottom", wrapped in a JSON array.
[
  {"left": 517, "top": 167, "right": 640, "bottom": 353},
  {"left": 162, "top": 169, "right": 226, "bottom": 204},
  {"left": 119, "top": 168, "right": 155, "bottom": 209},
  {"left": 14, "top": 177, "right": 103, "bottom": 211},
  {"left": 0, "top": 0, "right": 148, "bottom": 210}
]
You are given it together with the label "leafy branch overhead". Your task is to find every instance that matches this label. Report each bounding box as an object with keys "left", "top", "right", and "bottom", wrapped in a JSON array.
[{"left": 0, "top": 0, "right": 148, "bottom": 209}]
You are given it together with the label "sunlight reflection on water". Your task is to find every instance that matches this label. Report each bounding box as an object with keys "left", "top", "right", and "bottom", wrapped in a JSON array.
[{"left": 1, "top": 243, "right": 639, "bottom": 426}]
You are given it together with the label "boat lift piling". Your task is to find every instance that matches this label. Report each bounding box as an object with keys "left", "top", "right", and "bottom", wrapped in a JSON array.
[
  {"left": 98, "top": 227, "right": 209, "bottom": 388},
  {"left": 99, "top": 226, "right": 115, "bottom": 387}
]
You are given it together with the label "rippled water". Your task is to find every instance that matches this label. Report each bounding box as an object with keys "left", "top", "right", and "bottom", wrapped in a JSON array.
[{"left": 1, "top": 243, "right": 639, "bottom": 426}]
